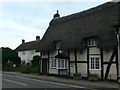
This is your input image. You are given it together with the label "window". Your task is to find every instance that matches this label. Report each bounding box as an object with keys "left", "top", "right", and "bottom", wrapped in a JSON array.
[
  {"left": 22, "top": 51, "right": 26, "bottom": 55},
  {"left": 54, "top": 41, "right": 61, "bottom": 50},
  {"left": 50, "top": 58, "right": 68, "bottom": 69},
  {"left": 89, "top": 57, "right": 101, "bottom": 70},
  {"left": 50, "top": 58, "right": 57, "bottom": 68},
  {"left": 31, "top": 50, "right": 35, "bottom": 54},
  {"left": 57, "top": 59, "right": 67, "bottom": 69},
  {"left": 87, "top": 38, "right": 97, "bottom": 47}
]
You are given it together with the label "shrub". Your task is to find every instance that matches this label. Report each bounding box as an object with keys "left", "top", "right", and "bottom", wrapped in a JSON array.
[
  {"left": 21, "top": 65, "right": 39, "bottom": 74},
  {"left": 73, "top": 73, "right": 81, "bottom": 76},
  {"left": 31, "top": 55, "right": 41, "bottom": 67},
  {"left": 10, "top": 66, "right": 21, "bottom": 72},
  {"left": 21, "top": 65, "right": 31, "bottom": 74}
]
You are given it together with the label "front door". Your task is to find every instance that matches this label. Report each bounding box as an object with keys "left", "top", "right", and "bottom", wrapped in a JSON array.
[{"left": 42, "top": 58, "right": 48, "bottom": 75}]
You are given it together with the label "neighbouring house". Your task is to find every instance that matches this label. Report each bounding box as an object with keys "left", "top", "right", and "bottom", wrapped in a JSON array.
[
  {"left": 15, "top": 36, "right": 41, "bottom": 64},
  {"left": 36, "top": 2, "right": 120, "bottom": 80}
]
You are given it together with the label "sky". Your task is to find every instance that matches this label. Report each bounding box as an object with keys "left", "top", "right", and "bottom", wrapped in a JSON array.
[{"left": 0, "top": 0, "right": 113, "bottom": 50}]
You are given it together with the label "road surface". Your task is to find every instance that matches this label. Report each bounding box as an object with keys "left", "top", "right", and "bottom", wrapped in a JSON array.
[
  {"left": 2, "top": 74, "right": 90, "bottom": 89},
  {"left": 2, "top": 73, "right": 119, "bottom": 90}
]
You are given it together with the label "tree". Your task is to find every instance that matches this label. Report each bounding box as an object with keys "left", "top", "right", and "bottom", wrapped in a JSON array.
[
  {"left": 2, "top": 47, "right": 21, "bottom": 67},
  {"left": 31, "top": 55, "right": 41, "bottom": 67}
]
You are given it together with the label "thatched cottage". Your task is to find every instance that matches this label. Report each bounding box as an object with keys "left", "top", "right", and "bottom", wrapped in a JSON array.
[{"left": 36, "top": 2, "right": 120, "bottom": 80}]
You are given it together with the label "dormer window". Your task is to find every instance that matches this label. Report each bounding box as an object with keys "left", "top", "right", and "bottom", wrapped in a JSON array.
[
  {"left": 87, "top": 38, "right": 97, "bottom": 47},
  {"left": 54, "top": 40, "right": 61, "bottom": 50}
]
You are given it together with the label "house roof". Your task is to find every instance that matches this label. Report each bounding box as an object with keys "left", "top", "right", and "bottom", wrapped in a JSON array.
[
  {"left": 15, "top": 40, "right": 40, "bottom": 51},
  {"left": 36, "top": 2, "right": 119, "bottom": 52}
]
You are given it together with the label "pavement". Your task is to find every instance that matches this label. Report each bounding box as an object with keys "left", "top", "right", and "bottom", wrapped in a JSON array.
[{"left": 2, "top": 71, "right": 120, "bottom": 89}]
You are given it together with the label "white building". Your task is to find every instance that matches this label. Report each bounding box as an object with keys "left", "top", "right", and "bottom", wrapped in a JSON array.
[{"left": 15, "top": 36, "right": 40, "bottom": 64}]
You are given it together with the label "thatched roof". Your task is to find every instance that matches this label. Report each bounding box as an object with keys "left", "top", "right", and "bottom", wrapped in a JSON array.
[
  {"left": 15, "top": 40, "right": 40, "bottom": 51},
  {"left": 36, "top": 2, "right": 119, "bottom": 52}
]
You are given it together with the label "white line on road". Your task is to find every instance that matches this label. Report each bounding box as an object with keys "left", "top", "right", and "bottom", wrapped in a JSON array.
[
  {"left": 3, "top": 74, "right": 86, "bottom": 88},
  {"left": 3, "top": 79, "right": 27, "bottom": 86}
]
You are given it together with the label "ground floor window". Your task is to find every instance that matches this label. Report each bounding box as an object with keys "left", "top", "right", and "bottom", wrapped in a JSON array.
[
  {"left": 58, "top": 59, "right": 67, "bottom": 69},
  {"left": 50, "top": 58, "right": 57, "bottom": 68},
  {"left": 89, "top": 57, "right": 101, "bottom": 70},
  {"left": 50, "top": 58, "right": 68, "bottom": 69}
]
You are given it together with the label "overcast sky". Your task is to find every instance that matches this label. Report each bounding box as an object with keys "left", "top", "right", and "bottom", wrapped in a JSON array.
[{"left": 0, "top": 0, "right": 111, "bottom": 49}]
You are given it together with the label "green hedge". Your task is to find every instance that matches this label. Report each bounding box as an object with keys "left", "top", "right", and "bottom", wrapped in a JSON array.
[{"left": 21, "top": 65, "right": 39, "bottom": 74}]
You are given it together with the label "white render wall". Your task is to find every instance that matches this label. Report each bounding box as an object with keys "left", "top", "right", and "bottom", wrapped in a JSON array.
[
  {"left": 18, "top": 50, "right": 40, "bottom": 64},
  {"left": 43, "top": 48, "right": 117, "bottom": 80}
]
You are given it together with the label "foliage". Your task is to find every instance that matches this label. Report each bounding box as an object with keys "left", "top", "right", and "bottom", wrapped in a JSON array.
[
  {"left": 21, "top": 65, "right": 39, "bottom": 74},
  {"left": 2, "top": 47, "right": 21, "bottom": 67},
  {"left": 31, "top": 55, "right": 41, "bottom": 67},
  {"left": 9, "top": 66, "right": 21, "bottom": 72},
  {"left": 89, "top": 73, "right": 98, "bottom": 77},
  {"left": 21, "top": 65, "right": 31, "bottom": 73},
  {"left": 73, "top": 73, "right": 81, "bottom": 76}
]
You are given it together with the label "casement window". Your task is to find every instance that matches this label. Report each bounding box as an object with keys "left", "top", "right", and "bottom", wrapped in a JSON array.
[
  {"left": 22, "top": 51, "right": 26, "bottom": 55},
  {"left": 50, "top": 58, "right": 68, "bottom": 69},
  {"left": 31, "top": 50, "right": 35, "bottom": 54},
  {"left": 87, "top": 38, "right": 97, "bottom": 47},
  {"left": 89, "top": 57, "right": 101, "bottom": 70},
  {"left": 57, "top": 59, "right": 68, "bottom": 69},
  {"left": 54, "top": 40, "right": 61, "bottom": 50},
  {"left": 50, "top": 58, "right": 57, "bottom": 68}
]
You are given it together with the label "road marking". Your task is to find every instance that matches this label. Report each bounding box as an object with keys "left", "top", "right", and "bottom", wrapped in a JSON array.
[
  {"left": 3, "top": 74, "right": 86, "bottom": 88},
  {"left": 3, "top": 79, "right": 27, "bottom": 86}
]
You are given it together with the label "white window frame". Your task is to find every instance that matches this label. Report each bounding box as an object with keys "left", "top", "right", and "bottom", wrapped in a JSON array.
[
  {"left": 57, "top": 59, "right": 68, "bottom": 69},
  {"left": 89, "top": 57, "right": 101, "bottom": 70},
  {"left": 50, "top": 58, "right": 68, "bottom": 69},
  {"left": 50, "top": 58, "right": 57, "bottom": 68},
  {"left": 55, "top": 41, "right": 61, "bottom": 49},
  {"left": 87, "top": 38, "right": 97, "bottom": 47}
]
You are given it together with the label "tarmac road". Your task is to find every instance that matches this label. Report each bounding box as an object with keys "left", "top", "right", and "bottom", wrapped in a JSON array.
[
  {"left": 2, "top": 74, "right": 90, "bottom": 89},
  {"left": 2, "top": 73, "right": 120, "bottom": 90}
]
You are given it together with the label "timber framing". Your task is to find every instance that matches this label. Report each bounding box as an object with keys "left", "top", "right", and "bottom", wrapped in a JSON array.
[
  {"left": 104, "top": 48, "right": 116, "bottom": 80},
  {"left": 100, "top": 48, "right": 104, "bottom": 79},
  {"left": 74, "top": 49, "right": 78, "bottom": 74},
  {"left": 87, "top": 47, "right": 90, "bottom": 77}
]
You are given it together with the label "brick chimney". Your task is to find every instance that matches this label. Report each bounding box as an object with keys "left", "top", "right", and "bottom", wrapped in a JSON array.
[
  {"left": 53, "top": 10, "right": 60, "bottom": 19},
  {"left": 22, "top": 39, "right": 25, "bottom": 44},
  {"left": 36, "top": 36, "right": 40, "bottom": 41}
]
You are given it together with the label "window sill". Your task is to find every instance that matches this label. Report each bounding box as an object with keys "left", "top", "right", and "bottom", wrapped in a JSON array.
[{"left": 89, "top": 69, "right": 101, "bottom": 71}]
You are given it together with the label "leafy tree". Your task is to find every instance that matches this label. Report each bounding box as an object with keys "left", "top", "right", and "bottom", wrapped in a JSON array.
[
  {"left": 31, "top": 55, "right": 41, "bottom": 67},
  {"left": 1, "top": 47, "right": 21, "bottom": 67}
]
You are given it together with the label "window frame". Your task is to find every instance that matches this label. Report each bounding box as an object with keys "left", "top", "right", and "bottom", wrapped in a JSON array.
[
  {"left": 57, "top": 59, "right": 68, "bottom": 69},
  {"left": 22, "top": 51, "right": 26, "bottom": 55},
  {"left": 87, "top": 38, "right": 97, "bottom": 47},
  {"left": 50, "top": 58, "right": 68, "bottom": 69},
  {"left": 89, "top": 57, "right": 101, "bottom": 70},
  {"left": 53, "top": 40, "right": 61, "bottom": 50},
  {"left": 50, "top": 58, "right": 57, "bottom": 68}
]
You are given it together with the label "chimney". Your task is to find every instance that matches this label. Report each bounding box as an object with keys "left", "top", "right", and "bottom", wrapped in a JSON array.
[
  {"left": 22, "top": 39, "right": 25, "bottom": 44},
  {"left": 53, "top": 10, "right": 60, "bottom": 19},
  {"left": 36, "top": 36, "right": 40, "bottom": 41}
]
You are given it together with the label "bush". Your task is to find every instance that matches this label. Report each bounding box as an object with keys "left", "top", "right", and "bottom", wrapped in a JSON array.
[
  {"left": 21, "top": 65, "right": 31, "bottom": 74},
  {"left": 73, "top": 73, "right": 81, "bottom": 76},
  {"left": 21, "top": 65, "right": 39, "bottom": 74},
  {"left": 31, "top": 55, "right": 41, "bottom": 67},
  {"left": 9, "top": 66, "right": 21, "bottom": 72}
]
